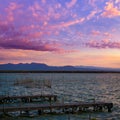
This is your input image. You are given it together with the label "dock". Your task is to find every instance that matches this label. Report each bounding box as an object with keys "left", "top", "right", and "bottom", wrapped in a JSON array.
[
  {"left": 0, "top": 94, "right": 57, "bottom": 103},
  {"left": 0, "top": 102, "right": 113, "bottom": 115}
]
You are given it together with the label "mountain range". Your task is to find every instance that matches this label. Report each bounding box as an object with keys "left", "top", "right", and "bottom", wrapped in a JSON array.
[{"left": 0, "top": 63, "right": 120, "bottom": 72}]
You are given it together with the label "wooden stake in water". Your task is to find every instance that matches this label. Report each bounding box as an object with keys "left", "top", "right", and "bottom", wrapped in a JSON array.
[
  {"left": 89, "top": 114, "right": 91, "bottom": 120},
  {"left": 68, "top": 111, "right": 71, "bottom": 120}
]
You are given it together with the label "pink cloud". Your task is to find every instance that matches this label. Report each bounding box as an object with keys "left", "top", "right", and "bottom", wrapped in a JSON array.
[
  {"left": 0, "top": 23, "right": 63, "bottom": 52},
  {"left": 5, "top": 2, "right": 23, "bottom": 22},
  {"left": 66, "top": 0, "right": 77, "bottom": 8},
  {"left": 0, "top": 1, "right": 71, "bottom": 53},
  {"left": 86, "top": 10, "right": 98, "bottom": 20},
  {"left": 42, "top": 0, "right": 46, "bottom": 4},
  {"left": 103, "top": 32, "right": 112, "bottom": 37},
  {"left": 21, "top": 1, "right": 85, "bottom": 30},
  {"left": 91, "top": 31, "right": 112, "bottom": 38},
  {"left": 86, "top": 40, "right": 120, "bottom": 49},
  {"left": 0, "top": 19, "right": 72, "bottom": 53},
  {"left": 28, "top": 1, "right": 70, "bottom": 23},
  {"left": 115, "top": 0, "right": 120, "bottom": 3},
  {"left": 55, "top": 3, "right": 61, "bottom": 9},
  {"left": 51, "top": 18, "right": 85, "bottom": 28},
  {"left": 101, "top": 1, "right": 120, "bottom": 18},
  {"left": 1, "top": 0, "right": 118, "bottom": 54},
  {"left": 91, "top": 30, "right": 100, "bottom": 36},
  {"left": 88, "top": 0, "right": 96, "bottom": 6},
  {"left": 7, "top": 2, "right": 21, "bottom": 10},
  {"left": 0, "top": 37, "right": 61, "bottom": 52},
  {"left": 77, "top": 32, "right": 83, "bottom": 37},
  {"left": 29, "top": 4, "right": 48, "bottom": 22}
]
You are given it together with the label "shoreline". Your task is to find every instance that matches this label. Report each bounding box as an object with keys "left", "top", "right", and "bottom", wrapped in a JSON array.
[{"left": 0, "top": 70, "right": 120, "bottom": 73}]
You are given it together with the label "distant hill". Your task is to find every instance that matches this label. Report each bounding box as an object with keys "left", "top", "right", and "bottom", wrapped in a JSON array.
[{"left": 0, "top": 63, "right": 120, "bottom": 72}]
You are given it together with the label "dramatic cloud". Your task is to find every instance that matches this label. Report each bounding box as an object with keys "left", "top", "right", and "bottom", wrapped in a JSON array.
[
  {"left": 0, "top": 23, "right": 62, "bottom": 52},
  {"left": 0, "top": 38, "right": 61, "bottom": 51},
  {"left": 0, "top": 0, "right": 120, "bottom": 67}
]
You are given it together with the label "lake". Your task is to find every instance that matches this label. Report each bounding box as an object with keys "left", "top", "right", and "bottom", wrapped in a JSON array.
[{"left": 0, "top": 73, "right": 120, "bottom": 120}]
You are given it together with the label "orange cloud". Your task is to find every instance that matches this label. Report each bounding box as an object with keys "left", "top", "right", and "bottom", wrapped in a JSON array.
[{"left": 101, "top": 1, "right": 120, "bottom": 18}]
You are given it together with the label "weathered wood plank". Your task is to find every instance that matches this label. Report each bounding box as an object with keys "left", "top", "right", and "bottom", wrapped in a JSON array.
[
  {"left": 0, "top": 94, "right": 57, "bottom": 103},
  {"left": 0, "top": 102, "right": 113, "bottom": 113}
]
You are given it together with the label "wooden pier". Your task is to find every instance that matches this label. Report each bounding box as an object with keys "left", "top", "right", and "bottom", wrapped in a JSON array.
[
  {"left": 0, "top": 102, "right": 113, "bottom": 115},
  {"left": 0, "top": 94, "right": 57, "bottom": 103}
]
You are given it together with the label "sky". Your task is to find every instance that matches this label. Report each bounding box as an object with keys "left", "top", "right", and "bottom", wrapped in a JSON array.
[{"left": 0, "top": 0, "right": 120, "bottom": 68}]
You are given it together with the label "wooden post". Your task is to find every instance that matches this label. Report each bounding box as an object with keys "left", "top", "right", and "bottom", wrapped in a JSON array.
[
  {"left": 3, "top": 102, "right": 5, "bottom": 114},
  {"left": 107, "top": 106, "right": 112, "bottom": 112},
  {"left": 25, "top": 110, "right": 29, "bottom": 115},
  {"left": 99, "top": 106, "right": 103, "bottom": 111},
  {"left": 28, "top": 97, "right": 30, "bottom": 102},
  {"left": 54, "top": 96, "right": 57, "bottom": 101},
  {"left": 62, "top": 97, "right": 64, "bottom": 104},
  {"left": 93, "top": 105, "right": 97, "bottom": 111},
  {"left": 38, "top": 109, "right": 42, "bottom": 115},
  {"left": 71, "top": 107, "right": 74, "bottom": 114},
  {"left": 62, "top": 108, "right": 65, "bottom": 112},
  {"left": 68, "top": 112, "right": 71, "bottom": 120},
  {"left": 78, "top": 107, "right": 82, "bottom": 112},
  {"left": 88, "top": 114, "right": 91, "bottom": 120},
  {"left": 49, "top": 97, "right": 51, "bottom": 102},
  {"left": 50, "top": 107, "right": 52, "bottom": 113}
]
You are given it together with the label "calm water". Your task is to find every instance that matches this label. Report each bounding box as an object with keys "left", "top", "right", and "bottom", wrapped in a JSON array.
[{"left": 0, "top": 73, "right": 120, "bottom": 120}]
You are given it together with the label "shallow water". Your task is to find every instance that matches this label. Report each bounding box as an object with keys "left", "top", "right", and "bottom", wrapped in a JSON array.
[{"left": 0, "top": 73, "right": 120, "bottom": 120}]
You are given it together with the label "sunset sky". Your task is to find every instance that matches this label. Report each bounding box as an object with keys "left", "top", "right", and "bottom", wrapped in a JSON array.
[{"left": 0, "top": 0, "right": 120, "bottom": 68}]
